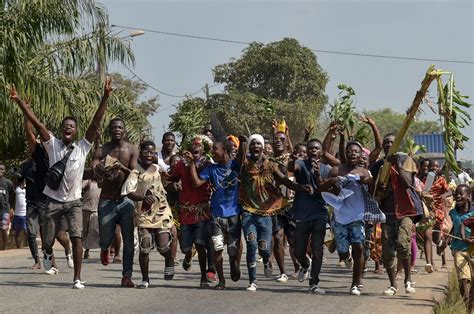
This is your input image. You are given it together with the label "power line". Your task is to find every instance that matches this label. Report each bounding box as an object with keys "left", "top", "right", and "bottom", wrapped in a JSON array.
[
  {"left": 123, "top": 63, "right": 222, "bottom": 99},
  {"left": 112, "top": 24, "right": 474, "bottom": 65}
]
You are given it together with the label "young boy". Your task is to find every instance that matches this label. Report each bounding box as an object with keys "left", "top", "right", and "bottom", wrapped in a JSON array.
[
  {"left": 451, "top": 184, "right": 474, "bottom": 309},
  {"left": 122, "top": 141, "right": 177, "bottom": 288}
]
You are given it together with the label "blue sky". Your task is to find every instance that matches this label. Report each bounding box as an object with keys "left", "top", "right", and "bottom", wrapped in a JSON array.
[{"left": 103, "top": 0, "right": 473, "bottom": 159}]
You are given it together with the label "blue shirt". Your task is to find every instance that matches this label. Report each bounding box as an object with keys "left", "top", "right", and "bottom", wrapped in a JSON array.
[
  {"left": 199, "top": 160, "right": 241, "bottom": 218},
  {"left": 292, "top": 160, "right": 330, "bottom": 222},
  {"left": 449, "top": 205, "right": 474, "bottom": 252}
]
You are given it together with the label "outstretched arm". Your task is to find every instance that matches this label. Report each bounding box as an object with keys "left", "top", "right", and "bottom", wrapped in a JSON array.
[
  {"left": 183, "top": 151, "right": 207, "bottom": 188},
  {"left": 24, "top": 113, "right": 37, "bottom": 154},
  {"left": 361, "top": 116, "right": 382, "bottom": 166},
  {"left": 303, "top": 124, "right": 314, "bottom": 143},
  {"left": 10, "top": 85, "right": 50, "bottom": 142},
  {"left": 322, "top": 123, "right": 341, "bottom": 167},
  {"left": 85, "top": 77, "right": 113, "bottom": 143},
  {"left": 273, "top": 168, "right": 311, "bottom": 193}
]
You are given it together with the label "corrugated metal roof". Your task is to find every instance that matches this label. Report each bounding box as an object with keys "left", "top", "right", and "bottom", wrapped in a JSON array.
[{"left": 413, "top": 133, "right": 445, "bottom": 153}]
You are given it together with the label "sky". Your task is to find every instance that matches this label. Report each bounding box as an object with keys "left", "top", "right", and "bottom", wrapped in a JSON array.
[{"left": 102, "top": 0, "right": 473, "bottom": 159}]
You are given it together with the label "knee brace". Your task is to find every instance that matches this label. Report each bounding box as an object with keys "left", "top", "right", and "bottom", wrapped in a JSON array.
[
  {"left": 156, "top": 231, "right": 172, "bottom": 254},
  {"left": 212, "top": 234, "right": 225, "bottom": 252},
  {"left": 139, "top": 230, "right": 153, "bottom": 254}
]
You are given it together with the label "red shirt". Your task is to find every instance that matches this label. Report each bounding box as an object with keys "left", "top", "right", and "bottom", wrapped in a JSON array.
[{"left": 171, "top": 160, "right": 211, "bottom": 224}]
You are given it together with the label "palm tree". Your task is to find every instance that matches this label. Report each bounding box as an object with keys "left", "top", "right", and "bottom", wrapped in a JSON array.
[{"left": 1, "top": 0, "right": 150, "bottom": 160}]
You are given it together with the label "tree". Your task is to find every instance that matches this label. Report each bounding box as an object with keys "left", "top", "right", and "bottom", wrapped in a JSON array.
[
  {"left": 110, "top": 73, "right": 159, "bottom": 118},
  {"left": 1, "top": 0, "right": 150, "bottom": 160},
  {"left": 362, "top": 108, "right": 442, "bottom": 138},
  {"left": 210, "top": 38, "right": 329, "bottom": 140},
  {"left": 169, "top": 98, "right": 208, "bottom": 148}
]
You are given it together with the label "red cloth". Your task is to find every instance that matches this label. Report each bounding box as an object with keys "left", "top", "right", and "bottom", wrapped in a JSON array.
[
  {"left": 171, "top": 160, "right": 211, "bottom": 224},
  {"left": 390, "top": 166, "right": 417, "bottom": 219}
]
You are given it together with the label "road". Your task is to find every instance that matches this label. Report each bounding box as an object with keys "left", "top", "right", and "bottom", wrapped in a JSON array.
[{"left": 0, "top": 245, "right": 450, "bottom": 313}]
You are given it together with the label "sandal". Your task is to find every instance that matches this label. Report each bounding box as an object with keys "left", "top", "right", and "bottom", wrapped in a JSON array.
[
  {"left": 164, "top": 266, "right": 175, "bottom": 281},
  {"left": 113, "top": 256, "right": 122, "bottom": 264},
  {"left": 214, "top": 282, "right": 226, "bottom": 290},
  {"left": 183, "top": 257, "right": 192, "bottom": 272}
]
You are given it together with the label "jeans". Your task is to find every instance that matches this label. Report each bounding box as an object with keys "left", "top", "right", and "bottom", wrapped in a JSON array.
[
  {"left": 294, "top": 217, "right": 327, "bottom": 286},
  {"left": 242, "top": 211, "right": 273, "bottom": 283},
  {"left": 98, "top": 198, "right": 135, "bottom": 277}
]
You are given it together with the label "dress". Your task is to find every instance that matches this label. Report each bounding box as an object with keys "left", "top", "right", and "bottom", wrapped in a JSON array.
[{"left": 122, "top": 163, "right": 174, "bottom": 230}]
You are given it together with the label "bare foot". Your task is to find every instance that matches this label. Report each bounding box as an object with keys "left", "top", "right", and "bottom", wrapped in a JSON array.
[{"left": 31, "top": 263, "right": 41, "bottom": 270}]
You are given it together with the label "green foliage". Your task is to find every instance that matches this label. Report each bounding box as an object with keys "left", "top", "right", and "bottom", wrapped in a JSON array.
[
  {"left": 362, "top": 108, "right": 442, "bottom": 138},
  {"left": 169, "top": 98, "right": 208, "bottom": 148},
  {"left": 110, "top": 73, "right": 159, "bottom": 118},
  {"left": 402, "top": 137, "right": 427, "bottom": 156},
  {"left": 433, "top": 269, "right": 468, "bottom": 314},
  {"left": 437, "top": 77, "right": 472, "bottom": 174},
  {"left": 1, "top": 0, "right": 150, "bottom": 160},
  {"left": 210, "top": 38, "right": 328, "bottom": 140}
]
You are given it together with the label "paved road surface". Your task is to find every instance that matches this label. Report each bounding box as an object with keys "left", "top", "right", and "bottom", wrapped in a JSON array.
[{"left": 0, "top": 246, "right": 450, "bottom": 313}]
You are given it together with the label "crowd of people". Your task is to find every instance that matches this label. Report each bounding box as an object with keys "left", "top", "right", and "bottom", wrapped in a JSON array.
[{"left": 1, "top": 78, "right": 473, "bottom": 309}]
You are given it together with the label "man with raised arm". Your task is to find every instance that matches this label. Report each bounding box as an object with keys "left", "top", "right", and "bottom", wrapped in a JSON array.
[{"left": 10, "top": 77, "right": 113, "bottom": 289}]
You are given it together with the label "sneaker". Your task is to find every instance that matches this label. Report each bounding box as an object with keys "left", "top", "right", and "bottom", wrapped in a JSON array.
[
  {"left": 66, "top": 254, "right": 74, "bottom": 268},
  {"left": 45, "top": 267, "right": 59, "bottom": 275},
  {"left": 264, "top": 262, "right": 273, "bottom": 277},
  {"left": 297, "top": 267, "right": 309, "bottom": 283},
  {"left": 100, "top": 249, "right": 110, "bottom": 266},
  {"left": 121, "top": 276, "right": 135, "bottom": 288},
  {"left": 246, "top": 282, "right": 258, "bottom": 292},
  {"left": 72, "top": 280, "right": 85, "bottom": 290},
  {"left": 309, "top": 284, "right": 325, "bottom": 295},
  {"left": 424, "top": 263, "right": 434, "bottom": 273},
  {"left": 257, "top": 257, "right": 263, "bottom": 263},
  {"left": 137, "top": 281, "right": 149, "bottom": 289},
  {"left": 207, "top": 271, "right": 217, "bottom": 283},
  {"left": 350, "top": 286, "right": 361, "bottom": 296},
  {"left": 276, "top": 273, "right": 288, "bottom": 283},
  {"left": 43, "top": 252, "right": 53, "bottom": 271},
  {"left": 383, "top": 286, "right": 398, "bottom": 296},
  {"left": 344, "top": 258, "right": 353, "bottom": 269},
  {"left": 405, "top": 281, "right": 416, "bottom": 294}
]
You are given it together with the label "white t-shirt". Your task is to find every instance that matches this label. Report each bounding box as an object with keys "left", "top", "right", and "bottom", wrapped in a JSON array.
[
  {"left": 157, "top": 150, "right": 174, "bottom": 173},
  {"left": 14, "top": 186, "right": 27, "bottom": 216},
  {"left": 42, "top": 135, "right": 93, "bottom": 202}
]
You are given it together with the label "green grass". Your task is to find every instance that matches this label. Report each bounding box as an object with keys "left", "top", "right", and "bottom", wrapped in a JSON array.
[{"left": 433, "top": 269, "right": 468, "bottom": 314}]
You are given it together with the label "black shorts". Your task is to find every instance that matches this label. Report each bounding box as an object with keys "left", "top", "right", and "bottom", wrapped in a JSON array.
[{"left": 179, "top": 221, "right": 209, "bottom": 253}]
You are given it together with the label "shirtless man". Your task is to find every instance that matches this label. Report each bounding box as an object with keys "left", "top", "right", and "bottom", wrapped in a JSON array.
[{"left": 93, "top": 118, "right": 138, "bottom": 287}]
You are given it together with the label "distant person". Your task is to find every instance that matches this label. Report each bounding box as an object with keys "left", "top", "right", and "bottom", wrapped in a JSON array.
[
  {"left": 0, "top": 162, "right": 15, "bottom": 250},
  {"left": 457, "top": 161, "right": 473, "bottom": 185},
  {"left": 12, "top": 174, "right": 27, "bottom": 248},
  {"left": 157, "top": 132, "right": 176, "bottom": 173},
  {"left": 81, "top": 179, "right": 101, "bottom": 259}
]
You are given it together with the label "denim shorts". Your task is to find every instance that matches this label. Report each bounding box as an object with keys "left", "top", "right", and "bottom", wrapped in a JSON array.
[
  {"left": 179, "top": 221, "right": 209, "bottom": 253},
  {"left": 1, "top": 212, "right": 10, "bottom": 230},
  {"left": 333, "top": 220, "right": 365, "bottom": 254}
]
